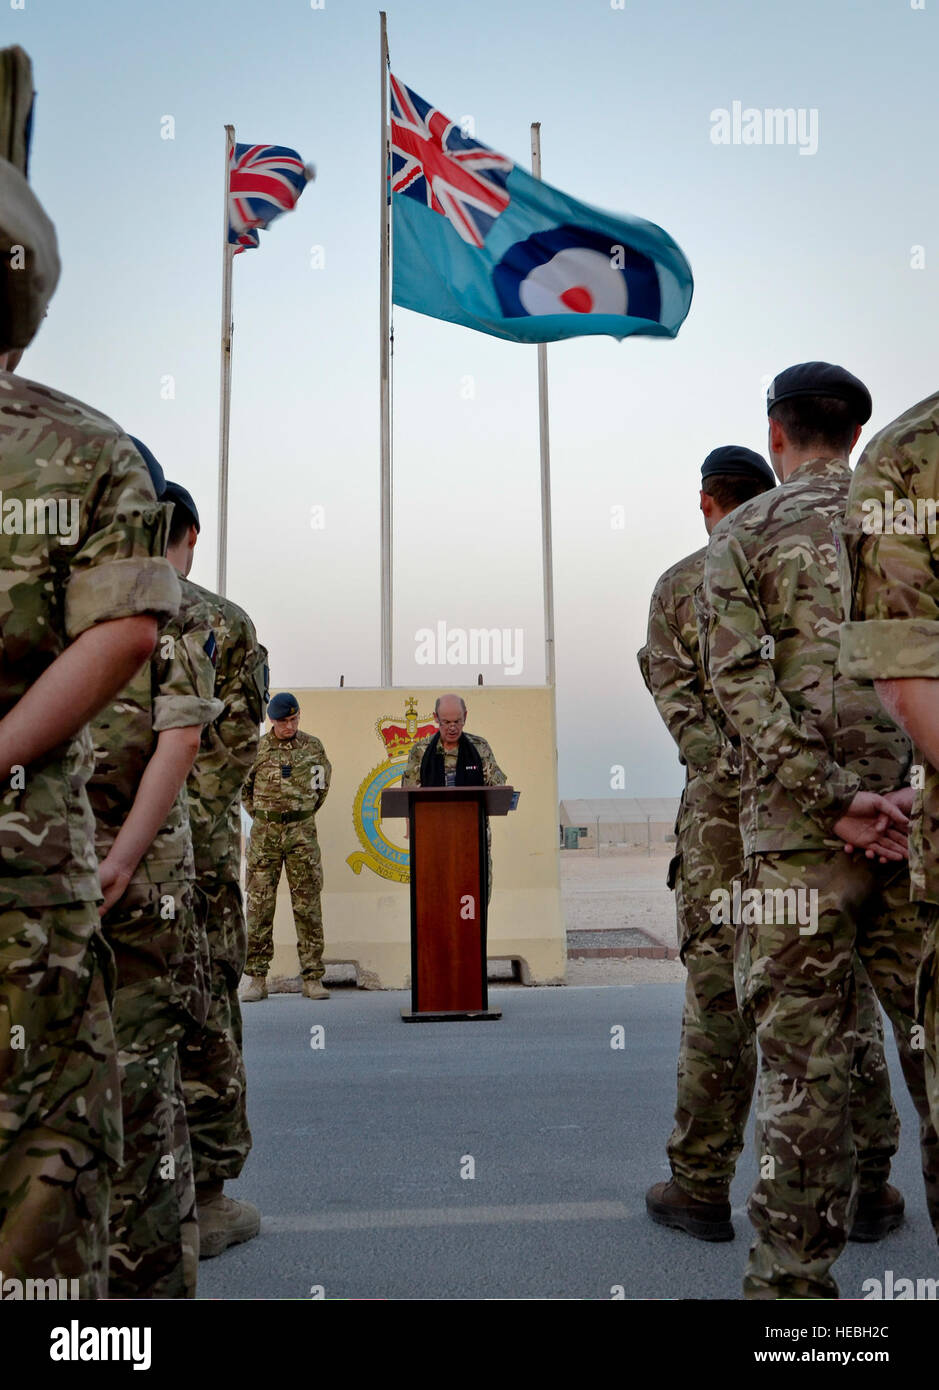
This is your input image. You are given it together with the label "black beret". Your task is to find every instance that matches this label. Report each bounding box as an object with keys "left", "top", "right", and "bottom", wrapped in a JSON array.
[
  {"left": 162, "top": 480, "right": 200, "bottom": 532},
  {"left": 128, "top": 436, "right": 165, "bottom": 498},
  {"left": 766, "top": 361, "right": 872, "bottom": 425},
  {"left": 701, "top": 445, "right": 775, "bottom": 488},
  {"left": 267, "top": 692, "right": 300, "bottom": 720}
]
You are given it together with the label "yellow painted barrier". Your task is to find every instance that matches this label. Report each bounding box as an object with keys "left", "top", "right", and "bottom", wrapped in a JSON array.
[{"left": 259, "top": 686, "right": 565, "bottom": 988}]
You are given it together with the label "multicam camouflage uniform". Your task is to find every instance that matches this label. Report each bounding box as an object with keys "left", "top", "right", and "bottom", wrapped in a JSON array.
[
  {"left": 402, "top": 732, "right": 506, "bottom": 903},
  {"left": 89, "top": 575, "right": 222, "bottom": 1298},
  {"left": 639, "top": 547, "right": 753, "bottom": 1200},
  {"left": 180, "top": 582, "right": 267, "bottom": 1188},
  {"left": 704, "top": 456, "right": 939, "bottom": 1299},
  {"left": 0, "top": 375, "right": 179, "bottom": 1298},
  {"left": 839, "top": 390, "right": 939, "bottom": 1135},
  {"left": 640, "top": 547, "right": 900, "bottom": 1206},
  {"left": 244, "top": 729, "right": 331, "bottom": 983}
]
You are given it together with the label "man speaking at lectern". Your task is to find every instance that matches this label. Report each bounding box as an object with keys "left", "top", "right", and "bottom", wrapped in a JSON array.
[{"left": 402, "top": 695, "right": 507, "bottom": 902}]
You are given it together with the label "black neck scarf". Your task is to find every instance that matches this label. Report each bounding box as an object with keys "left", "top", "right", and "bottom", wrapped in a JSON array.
[{"left": 419, "top": 732, "right": 485, "bottom": 787}]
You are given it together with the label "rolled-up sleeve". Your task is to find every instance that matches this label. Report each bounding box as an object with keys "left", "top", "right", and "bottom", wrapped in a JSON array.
[
  {"left": 153, "top": 611, "right": 224, "bottom": 731},
  {"left": 65, "top": 435, "right": 181, "bottom": 637},
  {"left": 839, "top": 435, "right": 939, "bottom": 679}
]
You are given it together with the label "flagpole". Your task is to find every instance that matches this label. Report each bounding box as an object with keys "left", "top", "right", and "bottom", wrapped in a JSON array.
[
  {"left": 530, "top": 122, "right": 556, "bottom": 687},
  {"left": 217, "top": 123, "right": 235, "bottom": 596},
  {"left": 379, "top": 12, "right": 393, "bottom": 686}
]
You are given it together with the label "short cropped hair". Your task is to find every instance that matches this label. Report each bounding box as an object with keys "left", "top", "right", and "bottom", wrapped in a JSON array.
[
  {"left": 167, "top": 498, "right": 198, "bottom": 548},
  {"left": 768, "top": 396, "right": 857, "bottom": 456},
  {"left": 701, "top": 472, "right": 773, "bottom": 512}
]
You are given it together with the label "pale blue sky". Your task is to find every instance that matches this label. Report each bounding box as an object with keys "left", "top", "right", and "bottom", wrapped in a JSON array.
[{"left": 12, "top": 0, "right": 939, "bottom": 797}]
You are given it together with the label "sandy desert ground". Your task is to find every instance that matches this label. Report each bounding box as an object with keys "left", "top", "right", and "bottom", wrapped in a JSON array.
[{"left": 562, "top": 844, "right": 685, "bottom": 986}]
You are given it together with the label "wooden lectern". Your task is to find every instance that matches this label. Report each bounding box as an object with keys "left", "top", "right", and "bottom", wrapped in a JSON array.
[{"left": 381, "top": 785, "right": 516, "bottom": 1021}]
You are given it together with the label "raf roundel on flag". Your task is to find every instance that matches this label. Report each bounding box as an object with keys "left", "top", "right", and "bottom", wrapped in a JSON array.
[
  {"left": 389, "top": 75, "right": 693, "bottom": 345},
  {"left": 492, "top": 225, "right": 662, "bottom": 323}
]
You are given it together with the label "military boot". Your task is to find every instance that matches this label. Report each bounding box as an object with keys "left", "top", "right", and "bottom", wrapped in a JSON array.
[
  {"left": 239, "top": 975, "right": 268, "bottom": 1003},
  {"left": 645, "top": 1179, "right": 734, "bottom": 1241},
  {"left": 848, "top": 1183, "right": 905, "bottom": 1242},
  {"left": 196, "top": 1183, "right": 261, "bottom": 1259},
  {"left": 302, "top": 978, "right": 330, "bottom": 1000}
]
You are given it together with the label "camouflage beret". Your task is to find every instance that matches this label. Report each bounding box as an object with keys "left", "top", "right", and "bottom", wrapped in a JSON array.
[
  {"left": 767, "top": 361, "right": 872, "bottom": 425},
  {"left": 701, "top": 445, "right": 775, "bottom": 488},
  {"left": 0, "top": 157, "right": 60, "bottom": 351},
  {"left": 268, "top": 692, "right": 299, "bottom": 720}
]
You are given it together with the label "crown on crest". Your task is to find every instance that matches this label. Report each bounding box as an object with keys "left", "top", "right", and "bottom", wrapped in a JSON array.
[{"left": 377, "top": 696, "right": 437, "bottom": 754}]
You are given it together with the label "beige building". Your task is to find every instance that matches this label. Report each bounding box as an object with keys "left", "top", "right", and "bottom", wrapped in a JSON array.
[{"left": 559, "top": 797, "right": 679, "bottom": 852}]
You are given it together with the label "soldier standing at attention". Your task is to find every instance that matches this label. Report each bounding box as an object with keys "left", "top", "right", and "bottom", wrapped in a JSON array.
[
  {"left": 160, "top": 482, "right": 268, "bottom": 1258},
  {"left": 640, "top": 446, "right": 772, "bottom": 1237},
  {"left": 839, "top": 389, "right": 939, "bottom": 1134},
  {"left": 641, "top": 446, "right": 904, "bottom": 1245},
  {"left": 242, "top": 694, "right": 331, "bottom": 1002},
  {"left": 0, "top": 151, "right": 181, "bottom": 1294},
  {"left": 704, "top": 362, "right": 939, "bottom": 1300},
  {"left": 88, "top": 451, "right": 223, "bottom": 1299}
]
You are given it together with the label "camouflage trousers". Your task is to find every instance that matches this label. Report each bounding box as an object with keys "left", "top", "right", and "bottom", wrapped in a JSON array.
[
  {"left": 668, "top": 795, "right": 753, "bottom": 1200},
  {"left": 245, "top": 819, "right": 324, "bottom": 982},
  {"left": 181, "top": 876, "right": 251, "bottom": 1188},
  {"left": 102, "top": 878, "right": 208, "bottom": 1299},
  {"left": 668, "top": 816, "right": 898, "bottom": 1204},
  {"left": 920, "top": 914, "right": 939, "bottom": 1137},
  {"left": 735, "top": 849, "right": 939, "bottom": 1300},
  {"left": 0, "top": 901, "right": 121, "bottom": 1298}
]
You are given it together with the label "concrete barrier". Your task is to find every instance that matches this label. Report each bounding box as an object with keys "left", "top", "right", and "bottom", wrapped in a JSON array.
[{"left": 261, "top": 685, "right": 565, "bottom": 988}]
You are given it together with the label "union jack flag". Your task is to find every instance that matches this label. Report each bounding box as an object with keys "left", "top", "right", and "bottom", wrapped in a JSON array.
[
  {"left": 228, "top": 142, "right": 314, "bottom": 255},
  {"left": 390, "top": 76, "right": 513, "bottom": 248}
]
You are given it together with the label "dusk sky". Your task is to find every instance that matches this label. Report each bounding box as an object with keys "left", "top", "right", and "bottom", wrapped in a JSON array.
[{"left": 12, "top": 0, "right": 938, "bottom": 798}]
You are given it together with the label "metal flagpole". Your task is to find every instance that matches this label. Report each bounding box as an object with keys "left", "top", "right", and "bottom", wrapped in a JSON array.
[
  {"left": 379, "top": 12, "right": 393, "bottom": 685},
  {"left": 217, "top": 123, "right": 235, "bottom": 596},
  {"left": 530, "top": 122, "right": 556, "bottom": 687}
]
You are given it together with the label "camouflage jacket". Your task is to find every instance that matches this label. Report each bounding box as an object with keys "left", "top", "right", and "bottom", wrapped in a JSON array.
[
  {"left": 185, "top": 581, "right": 268, "bottom": 881},
  {"left": 244, "top": 728, "right": 331, "bottom": 820},
  {"left": 88, "top": 576, "right": 223, "bottom": 884},
  {"left": 703, "top": 456, "right": 910, "bottom": 854},
  {"left": 638, "top": 546, "right": 741, "bottom": 839},
  {"left": 839, "top": 390, "right": 939, "bottom": 901},
  {"left": 402, "top": 732, "right": 506, "bottom": 787},
  {"left": 0, "top": 372, "right": 180, "bottom": 907}
]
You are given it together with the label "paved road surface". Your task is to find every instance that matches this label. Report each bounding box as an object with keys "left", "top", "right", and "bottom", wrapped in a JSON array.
[{"left": 198, "top": 983, "right": 936, "bottom": 1301}]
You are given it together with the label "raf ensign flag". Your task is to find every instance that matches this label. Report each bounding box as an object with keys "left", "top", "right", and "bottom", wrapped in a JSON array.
[{"left": 390, "top": 77, "right": 693, "bottom": 344}]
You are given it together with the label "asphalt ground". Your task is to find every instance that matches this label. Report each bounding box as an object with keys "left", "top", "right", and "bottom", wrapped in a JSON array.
[{"left": 195, "top": 981, "right": 939, "bottom": 1303}]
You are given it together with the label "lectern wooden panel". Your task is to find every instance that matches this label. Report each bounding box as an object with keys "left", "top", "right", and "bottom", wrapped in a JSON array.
[
  {"left": 412, "top": 795, "right": 484, "bottom": 1013},
  {"left": 381, "top": 786, "right": 516, "bottom": 1021}
]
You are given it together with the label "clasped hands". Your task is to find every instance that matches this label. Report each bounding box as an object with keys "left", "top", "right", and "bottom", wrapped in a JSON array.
[{"left": 833, "top": 788, "right": 914, "bottom": 863}]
